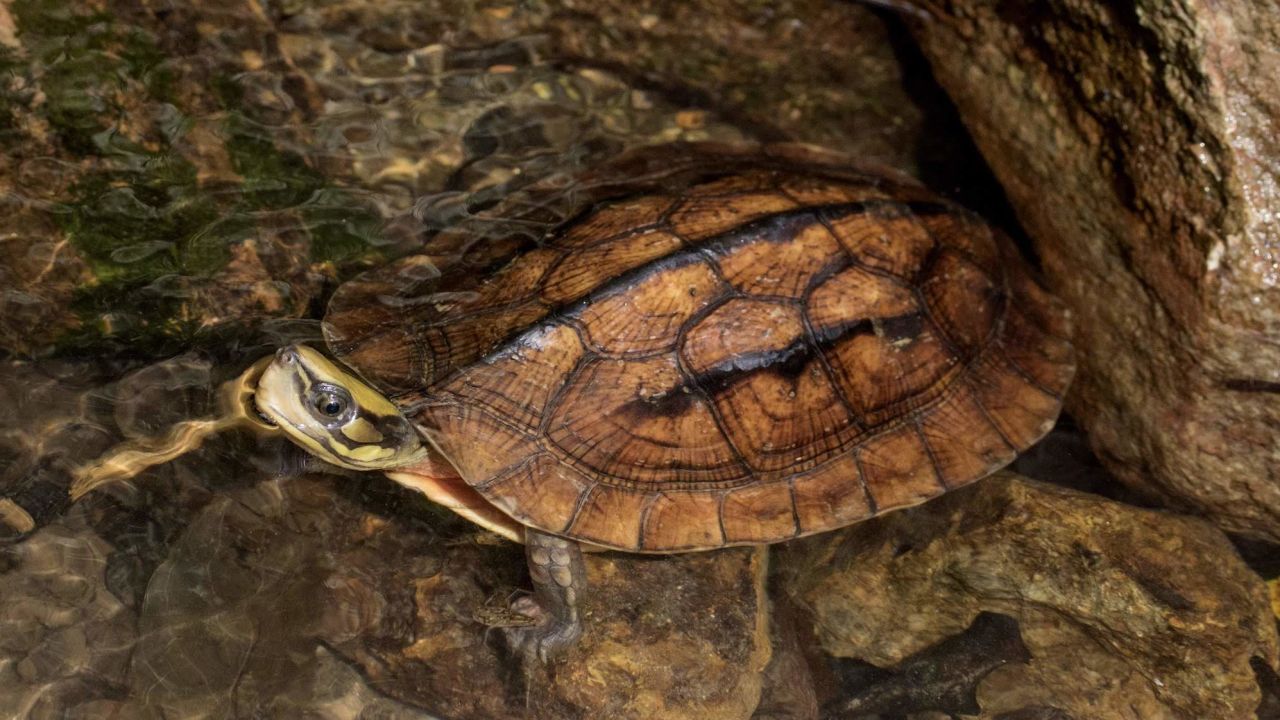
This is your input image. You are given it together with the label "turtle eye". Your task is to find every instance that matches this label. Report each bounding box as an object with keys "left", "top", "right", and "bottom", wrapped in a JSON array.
[
  {"left": 307, "top": 383, "right": 355, "bottom": 426},
  {"left": 317, "top": 395, "right": 344, "bottom": 416}
]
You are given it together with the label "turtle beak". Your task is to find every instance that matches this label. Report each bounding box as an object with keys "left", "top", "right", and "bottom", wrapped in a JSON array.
[{"left": 228, "top": 355, "right": 279, "bottom": 430}]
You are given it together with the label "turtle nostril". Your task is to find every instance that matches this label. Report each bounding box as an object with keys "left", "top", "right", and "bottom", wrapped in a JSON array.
[{"left": 276, "top": 347, "right": 299, "bottom": 364}]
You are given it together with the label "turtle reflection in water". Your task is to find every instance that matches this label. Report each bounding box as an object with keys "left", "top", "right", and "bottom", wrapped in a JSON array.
[{"left": 92, "top": 143, "right": 1077, "bottom": 662}]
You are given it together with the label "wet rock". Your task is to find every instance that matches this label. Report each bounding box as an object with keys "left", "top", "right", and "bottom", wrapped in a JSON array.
[
  {"left": 0, "top": 202, "right": 92, "bottom": 356},
  {"left": 335, "top": 535, "right": 771, "bottom": 720},
  {"left": 752, "top": 602, "right": 820, "bottom": 720},
  {"left": 0, "top": 0, "right": 375, "bottom": 356},
  {"left": 119, "top": 474, "right": 455, "bottom": 718},
  {"left": 519, "top": 548, "right": 770, "bottom": 720},
  {"left": 902, "top": 0, "right": 1280, "bottom": 542},
  {"left": 533, "top": 0, "right": 934, "bottom": 171},
  {"left": 0, "top": 360, "right": 120, "bottom": 538},
  {"left": 265, "top": 0, "right": 998, "bottom": 216},
  {"left": 781, "top": 473, "right": 1280, "bottom": 720},
  {"left": 0, "top": 520, "right": 136, "bottom": 717},
  {"left": 825, "top": 612, "right": 1031, "bottom": 718},
  {"left": 112, "top": 471, "right": 770, "bottom": 719}
]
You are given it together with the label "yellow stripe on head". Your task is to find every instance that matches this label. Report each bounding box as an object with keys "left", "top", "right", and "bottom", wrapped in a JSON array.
[{"left": 254, "top": 345, "right": 427, "bottom": 471}]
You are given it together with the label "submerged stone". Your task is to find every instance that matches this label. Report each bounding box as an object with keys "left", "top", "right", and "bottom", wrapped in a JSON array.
[{"left": 96, "top": 472, "right": 771, "bottom": 720}]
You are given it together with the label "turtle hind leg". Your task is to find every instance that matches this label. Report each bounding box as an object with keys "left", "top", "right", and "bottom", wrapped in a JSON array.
[{"left": 505, "top": 528, "right": 586, "bottom": 663}]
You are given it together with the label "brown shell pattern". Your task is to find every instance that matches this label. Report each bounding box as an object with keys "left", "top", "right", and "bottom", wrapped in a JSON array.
[{"left": 326, "top": 143, "right": 1075, "bottom": 552}]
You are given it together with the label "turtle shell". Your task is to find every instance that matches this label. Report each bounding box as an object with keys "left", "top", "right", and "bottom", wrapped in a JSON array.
[{"left": 325, "top": 143, "right": 1075, "bottom": 552}]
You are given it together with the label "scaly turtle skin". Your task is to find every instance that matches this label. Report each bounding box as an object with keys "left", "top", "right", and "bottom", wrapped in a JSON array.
[{"left": 253, "top": 142, "right": 1075, "bottom": 661}]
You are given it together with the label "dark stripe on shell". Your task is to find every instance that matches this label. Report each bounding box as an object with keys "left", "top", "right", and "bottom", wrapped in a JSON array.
[
  {"left": 396, "top": 199, "right": 955, "bottom": 404},
  {"left": 625, "top": 310, "right": 923, "bottom": 416}
]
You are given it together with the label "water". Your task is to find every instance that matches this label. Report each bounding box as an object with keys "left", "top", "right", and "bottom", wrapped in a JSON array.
[
  {"left": 8, "top": 2, "right": 1271, "bottom": 719},
  {"left": 0, "top": 2, "right": 843, "bottom": 714}
]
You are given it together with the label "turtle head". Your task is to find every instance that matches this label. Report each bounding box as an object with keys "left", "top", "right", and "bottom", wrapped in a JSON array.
[{"left": 254, "top": 345, "right": 428, "bottom": 471}]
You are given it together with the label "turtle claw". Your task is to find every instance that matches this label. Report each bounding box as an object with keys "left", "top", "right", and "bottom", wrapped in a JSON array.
[{"left": 503, "top": 596, "right": 583, "bottom": 663}]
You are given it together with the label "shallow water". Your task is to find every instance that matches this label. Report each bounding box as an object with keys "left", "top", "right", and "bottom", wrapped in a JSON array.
[
  {"left": 4, "top": 1, "right": 1274, "bottom": 719},
  {"left": 0, "top": 2, "right": 832, "bottom": 713}
]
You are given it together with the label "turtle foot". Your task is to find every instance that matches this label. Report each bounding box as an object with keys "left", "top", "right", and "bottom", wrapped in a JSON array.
[
  {"left": 503, "top": 595, "right": 583, "bottom": 663},
  {"left": 506, "top": 529, "right": 587, "bottom": 663}
]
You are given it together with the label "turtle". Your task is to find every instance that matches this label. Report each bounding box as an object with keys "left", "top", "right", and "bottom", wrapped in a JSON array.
[{"left": 249, "top": 142, "right": 1075, "bottom": 661}]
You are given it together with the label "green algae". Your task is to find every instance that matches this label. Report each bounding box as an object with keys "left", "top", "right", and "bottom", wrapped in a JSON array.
[
  {"left": 220, "top": 114, "right": 385, "bottom": 265},
  {"left": 6, "top": 0, "right": 384, "bottom": 355},
  {"left": 12, "top": 0, "right": 174, "bottom": 152}
]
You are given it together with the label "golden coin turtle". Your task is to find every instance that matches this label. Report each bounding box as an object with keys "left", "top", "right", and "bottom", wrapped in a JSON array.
[{"left": 247, "top": 142, "right": 1075, "bottom": 660}]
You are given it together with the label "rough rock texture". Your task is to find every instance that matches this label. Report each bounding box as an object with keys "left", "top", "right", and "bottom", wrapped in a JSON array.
[
  {"left": 824, "top": 611, "right": 1032, "bottom": 718},
  {"left": 902, "top": 0, "right": 1280, "bottom": 541},
  {"left": 752, "top": 603, "right": 820, "bottom": 720},
  {"left": 108, "top": 474, "right": 770, "bottom": 719},
  {"left": 781, "top": 473, "right": 1280, "bottom": 720},
  {"left": 519, "top": 548, "right": 770, "bottom": 720}
]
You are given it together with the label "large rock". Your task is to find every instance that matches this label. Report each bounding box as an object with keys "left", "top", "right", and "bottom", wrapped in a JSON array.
[
  {"left": 781, "top": 473, "right": 1279, "bottom": 719},
  {"left": 901, "top": 0, "right": 1280, "bottom": 541},
  {"left": 117, "top": 474, "right": 770, "bottom": 720}
]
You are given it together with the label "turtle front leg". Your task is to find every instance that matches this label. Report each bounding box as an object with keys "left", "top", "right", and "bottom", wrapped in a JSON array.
[{"left": 506, "top": 529, "right": 586, "bottom": 663}]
